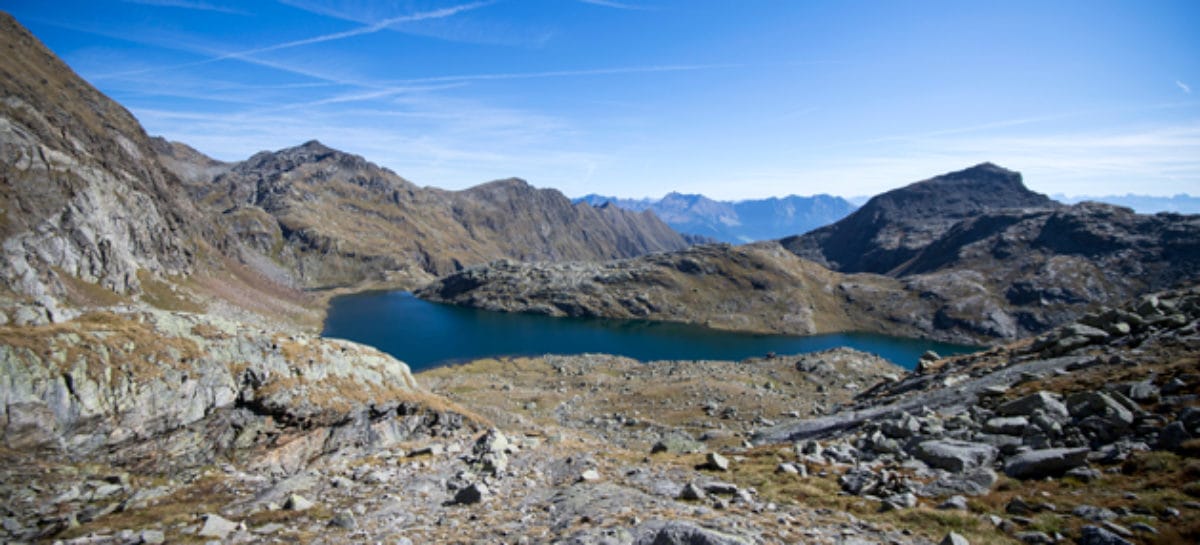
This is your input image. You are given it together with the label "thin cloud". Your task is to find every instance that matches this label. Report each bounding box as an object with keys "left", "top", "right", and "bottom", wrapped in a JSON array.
[
  {"left": 1178, "top": 80, "right": 1192, "bottom": 94},
  {"left": 93, "top": 2, "right": 492, "bottom": 81},
  {"left": 219, "top": 1, "right": 494, "bottom": 60},
  {"left": 578, "top": 0, "right": 650, "bottom": 10},
  {"left": 120, "top": 0, "right": 247, "bottom": 15},
  {"left": 391, "top": 63, "right": 742, "bottom": 85}
]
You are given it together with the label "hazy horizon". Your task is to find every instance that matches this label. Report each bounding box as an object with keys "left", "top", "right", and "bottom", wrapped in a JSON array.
[{"left": 7, "top": 0, "right": 1198, "bottom": 200}]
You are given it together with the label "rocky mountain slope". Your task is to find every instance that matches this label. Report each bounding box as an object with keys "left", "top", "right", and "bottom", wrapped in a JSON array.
[
  {"left": 167, "top": 140, "right": 692, "bottom": 289},
  {"left": 577, "top": 192, "right": 858, "bottom": 244},
  {"left": 0, "top": 13, "right": 213, "bottom": 318}
]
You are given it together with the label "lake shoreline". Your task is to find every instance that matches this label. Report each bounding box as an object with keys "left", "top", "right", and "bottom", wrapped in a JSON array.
[{"left": 322, "top": 290, "right": 981, "bottom": 371}]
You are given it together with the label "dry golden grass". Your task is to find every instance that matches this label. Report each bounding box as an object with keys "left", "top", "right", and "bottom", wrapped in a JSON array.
[
  {"left": 53, "top": 266, "right": 128, "bottom": 307},
  {"left": 137, "top": 270, "right": 205, "bottom": 313},
  {"left": 0, "top": 311, "right": 202, "bottom": 381}
]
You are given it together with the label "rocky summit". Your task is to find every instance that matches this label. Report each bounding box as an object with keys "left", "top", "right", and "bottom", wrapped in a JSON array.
[
  {"left": 2, "top": 9, "right": 1200, "bottom": 545},
  {"left": 781, "top": 162, "right": 1059, "bottom": 274}
]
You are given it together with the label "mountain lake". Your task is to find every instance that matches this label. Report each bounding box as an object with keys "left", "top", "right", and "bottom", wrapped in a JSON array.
[{"left": 323, "top": 291, "right": 980, "bottom": 372}]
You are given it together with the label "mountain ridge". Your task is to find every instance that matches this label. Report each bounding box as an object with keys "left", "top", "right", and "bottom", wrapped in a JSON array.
[{"left": 159, "top": 138, "right": 693, "bottom": 290}]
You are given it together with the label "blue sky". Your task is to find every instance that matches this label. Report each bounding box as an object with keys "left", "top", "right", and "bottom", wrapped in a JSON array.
[{"left": 6, "top": 0, "right": 1199, "bottom": 199}]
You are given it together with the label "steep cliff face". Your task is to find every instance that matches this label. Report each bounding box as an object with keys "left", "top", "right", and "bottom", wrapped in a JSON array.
[
  {"left": 0, "top": 13, "right": 209, "bottom": 317},
  {"left": 782, "top": 163, "right": 1057, "bottom": 273},
  {"left": 170, "top": 140, "right": 693, "bottom": 289}
]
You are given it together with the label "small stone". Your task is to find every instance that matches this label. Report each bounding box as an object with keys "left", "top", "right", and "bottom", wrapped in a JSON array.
[
  {"left": 704, "top": 452, "right": 730, "bottom": 471},
  {"left": 139, "top": 530, "right": 165, "bottom": 544},
  {"left": 939, "top": 531, "right": 970, "bottom": 545},
  {"left": 1006, "top": 497, "right": 1034, "bottom": 515},
  {"left": 253, "top": 523, "right": 285, "bottom": 535},
  {"left": 410, "top": 444, "right": 445, "bottom": 457},
  {"left": 284, "top": 493, "right": 314, "bottom": 511},
  {"left": 937, "top": 496, "right": 969, "bottom": 510},
  {"left": 1065, "top": 466, "right": 1102, "bottom": 482},
  {"left": 679, "top": 482, "right": 706, "bottom": 501},
  {"left": 984, "top": 416, "right": 1030, "bottom": 436},
  {"left": 453, "top": 483, "right": 488, "bottom": 505},
  {"left": 997, "top": 391, "right": 1069, "bottom": 418},
  {"left": 1015, "top": 531, "right": 1052, "bottom": 544},
  {"left": 703, "top": 482, "right": 739, "bottom": 495},
  {"left": 1129, "top": 522, "right": 1157, "bottom": 534},
  {"left": 198, "top": 514, "right": 238, "bottom": 539},
  {"left": 1101, "top": 521, "right": 1133, "bottom": 537},
  {"left": 329, "top": 510, "right": 357, "bottom": 529},
  {"left": 579, "top": 469, "right": 601, "bottom": 482},
  {"left": 880, "top": 492, "right": 917, "bottom": 511},
  {"left": 650, "top": 433, "right": 705, "bottom": 454},
  {"left": 776, "top": 462, "right": 799, "bottom": 475}
]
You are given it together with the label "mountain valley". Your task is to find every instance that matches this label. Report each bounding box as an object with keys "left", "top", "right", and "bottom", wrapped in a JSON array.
[{"left": 1, "top": 10, "right": 1199, "bottom": 545}]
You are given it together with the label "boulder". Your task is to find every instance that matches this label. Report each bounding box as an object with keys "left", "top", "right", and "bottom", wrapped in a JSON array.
[
  {"left": 283, "top": 493, "right": 314, "bottom": 511},
  {"left": 1078, "top": 525, "right": 1134, "bottom": 545},
  {"left": 940, "top": 532, "right": 970, "bottom": 545},
  {"left": 651, "top": 433, "right": 706, "bottom": 454},
  {"left": 1126, "top": 381, "right": 1160, "bottom": 403},
  {"left": 703, "top": 452, "right": 730, "bottom": 471},
  {"left": 632, "top": 520, "right": 749, "bottom": 545},
  {"left": 198, "top": 514, "right": 238, "bottom": 539},
  {"left": 1073, "top": 505, "right": 1118, "bottom": 522},
  {"left": 1067, "top": 392, "right": 1134, "bottom": 426},
  {"left": 1003, "top": 447, "right": 1090, "bottom": 479},
  {"left": 881, "top": 414, "right": 922, "bottom": 438},
  {"left": 997, "top": 392, "right": 1069, "bottom": 419},
  {"left": 983, "top": 416, "right": 1029, "bottom": 436},
  {"left": 329, "top": 510, "right": 357, "bottom": 529},
  {"left": 1157, "top": 421, "right": 1192, "bottom": 451},
  {"left": 453, "top": 483, "right": 488, "bottom": 505},
  {"left": 919, "top": 468, "right": 998, "bottom": 497},
  {"left": 912, "top": 440, "right": 998, "bottom": 472},
  {"left": 937, "top": 496, "right": 969, "bottom": 510},
  {"left": 679, "top": 482, "right": 706, "bottom": 501}
]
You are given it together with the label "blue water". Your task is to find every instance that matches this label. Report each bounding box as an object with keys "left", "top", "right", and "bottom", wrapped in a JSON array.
[{"left": 322, "top": 291, "right": 979, "bottom": 372}]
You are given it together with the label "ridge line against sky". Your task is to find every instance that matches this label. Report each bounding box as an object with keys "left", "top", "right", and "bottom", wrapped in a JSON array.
[{"left": 7, "top": 0, "right": 1200, "bottom": 200}]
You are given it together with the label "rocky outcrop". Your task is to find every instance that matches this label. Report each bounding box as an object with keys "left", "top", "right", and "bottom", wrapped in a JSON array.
[
  {"left": 165, "top": 140, "right": 693, "bottom": 289},
  {"left": 0, "top": 308, "right": 452, "bottom": 470},
  {"left": 416, "top": 242, "right": 951, "bottom": 339}
]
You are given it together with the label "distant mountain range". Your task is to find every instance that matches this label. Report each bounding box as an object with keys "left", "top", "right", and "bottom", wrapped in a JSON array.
[
  {"left": 1052, "top": 193, "right": 1200, "bottom": 214},
  {"left": 574, "top": 193, "right": 858, "bottom": 243}
]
